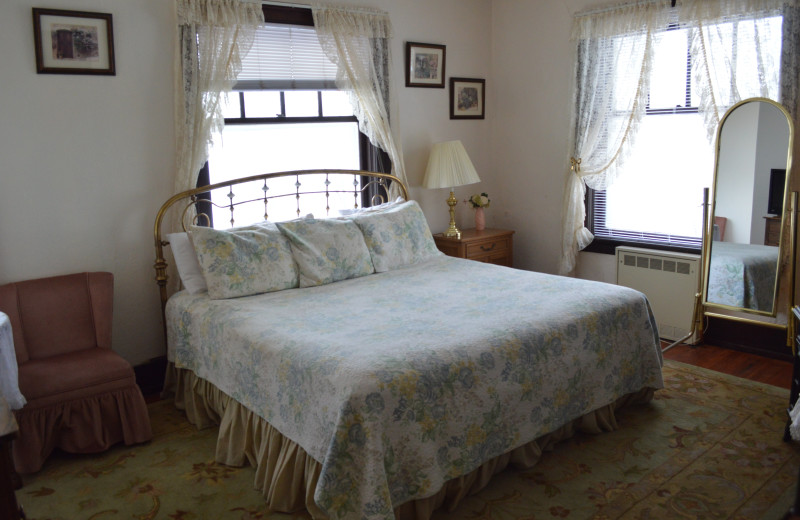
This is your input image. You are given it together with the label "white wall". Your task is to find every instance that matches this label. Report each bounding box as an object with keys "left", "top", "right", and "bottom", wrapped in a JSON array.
[
  {"left": 751, "top": 102, "right": 791, "bottom": 244},
  {"left": 490, "top": 0, "right": 617, "bottom": 277},
  {"left": 716, "top": 101, "right": 759, "bottom": 244},
  {"left": 379, "top": 0, "right": 494, "bottom": 234},
  {"left": 0, "top": 0, "right": 174, "bottom": 366},
  {"left": 0, "top": 0, "right": 493, "bottom": 365}
]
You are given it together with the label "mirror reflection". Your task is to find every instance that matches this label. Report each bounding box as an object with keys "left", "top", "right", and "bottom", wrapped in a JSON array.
[{"left": 705, "top": 99, "right": 791, "bottom": 316}]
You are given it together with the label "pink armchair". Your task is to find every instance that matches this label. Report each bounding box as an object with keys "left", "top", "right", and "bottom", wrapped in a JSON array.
[{"left": 0, "top": 272, "right": 152, "bottom": 473}]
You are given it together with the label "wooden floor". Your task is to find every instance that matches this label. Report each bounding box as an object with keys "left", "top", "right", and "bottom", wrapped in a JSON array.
[{"left": 663, "top": 341, "right": 793, "bottom": 390}]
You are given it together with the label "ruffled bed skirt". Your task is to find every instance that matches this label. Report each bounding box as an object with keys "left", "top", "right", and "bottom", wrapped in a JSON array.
[
  {"left": 13, "top": 386, "right": 153, "bottom": 474},
  {"left": 165, "top": 363, "right": 655, "bottom": 519}
]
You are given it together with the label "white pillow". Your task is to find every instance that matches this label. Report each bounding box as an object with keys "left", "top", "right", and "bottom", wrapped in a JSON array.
[
  {"left": 336, "top": 197, "right": 405, "bottom": 216},
  {"left": 167, "top": 232, "right": 208, "bottom": 294},
  {"left": 351, "top": 200, "right": 442, "bottom": 272},
  {"left": 191, "top": 222, "right": 298, "bottom": 299},
  {"left": 276, "top": 218, "right": 374, "bottom": 287}
]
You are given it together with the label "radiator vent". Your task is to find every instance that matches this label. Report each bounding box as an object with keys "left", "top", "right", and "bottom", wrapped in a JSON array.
[
  {"left": 623, "top": 253, "right": 693, "bottom": 276},
  {"left": 616, "top": 247, "right": 700, "bottom": 342}
]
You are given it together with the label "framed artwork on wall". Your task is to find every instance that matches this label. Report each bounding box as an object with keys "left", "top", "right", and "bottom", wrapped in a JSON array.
[
  {"left": 32, "top": 7, "right": 116, "bottom": 75},
  {"left": 450, "top": 77, "right": 485, "bottom": 120},
  {"left": 405, "top": 42, "right": 445, "bottom": 88}
]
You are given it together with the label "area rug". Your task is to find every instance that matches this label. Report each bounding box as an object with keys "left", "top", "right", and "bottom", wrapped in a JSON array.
[{"left": 17, "top": 360, "right": 800, "bottom": 520}]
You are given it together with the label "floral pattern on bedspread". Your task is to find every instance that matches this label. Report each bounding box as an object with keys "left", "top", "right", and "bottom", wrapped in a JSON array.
[
  {"left": 707, "top": 241, "right": 778, "bottom": 311},
  {"left": 166, "top": 256, "right": 663, "bottom": 520}
]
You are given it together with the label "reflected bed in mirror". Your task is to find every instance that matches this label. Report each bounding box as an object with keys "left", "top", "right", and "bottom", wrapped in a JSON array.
[
  {"left": 703, "top": 98, "right": 793, "bottom": 320},
  {"left": 707, "top": 241, "right": 778, "bottom": 311}
]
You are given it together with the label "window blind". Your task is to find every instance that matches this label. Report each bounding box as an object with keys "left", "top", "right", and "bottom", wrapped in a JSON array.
[
  {"left": 235, "top": 23, "right": 338, "bottom": 90},
  {"left": 591, "top": 189, "right": 702, "bottom": 248}
]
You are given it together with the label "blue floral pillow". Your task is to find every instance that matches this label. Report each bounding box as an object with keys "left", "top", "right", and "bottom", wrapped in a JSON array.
[
  {"left": 276, "top": 218, "right": 374, "bottom": 287},
  {"left": 190, "top": 222, "right": 298, "bottom": 299},
  {"left": 351, "top": 200, "right": 442, "bottom": 272}
]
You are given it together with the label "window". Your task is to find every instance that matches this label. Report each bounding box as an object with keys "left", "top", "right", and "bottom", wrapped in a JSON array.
[
  {"left": 587, "top": 27, "right": 711, "bottom": 252},
  {"left": 586, "top": 17, "right": 783, "bottom": 254},
  {"left": 200, "top": 7, "right": 389, "bottom": 227}
]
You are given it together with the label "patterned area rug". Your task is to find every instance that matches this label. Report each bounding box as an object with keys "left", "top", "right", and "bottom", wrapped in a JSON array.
[{"left": 18, "top": 360, "right": 800, "bottom": 520}]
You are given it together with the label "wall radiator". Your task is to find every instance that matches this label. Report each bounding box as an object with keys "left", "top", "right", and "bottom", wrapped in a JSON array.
[{"left": 615, "top": 246, "right": 701, "bottom": 342}]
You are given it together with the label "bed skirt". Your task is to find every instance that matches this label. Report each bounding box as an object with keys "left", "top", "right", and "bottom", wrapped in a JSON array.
[{"left": 164, "top": 363, "right": 655, "bottom": 519}]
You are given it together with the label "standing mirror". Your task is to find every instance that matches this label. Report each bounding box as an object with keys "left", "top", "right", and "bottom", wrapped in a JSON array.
[{"left": 703, "top": 98, "right": 794, "bottom": 323}]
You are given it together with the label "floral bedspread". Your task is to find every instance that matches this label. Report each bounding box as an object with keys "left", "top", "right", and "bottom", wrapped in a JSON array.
[
  {"left": 707, "top": 241, "right": 778, "bottom": 311},
  {"left": 166, "top": 256, "right": 663, "bottom": 520}
]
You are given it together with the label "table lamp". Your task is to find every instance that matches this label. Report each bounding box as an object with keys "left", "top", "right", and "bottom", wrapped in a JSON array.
[{"left": 422, "top": 140, "right": 481, "bottom": 238}]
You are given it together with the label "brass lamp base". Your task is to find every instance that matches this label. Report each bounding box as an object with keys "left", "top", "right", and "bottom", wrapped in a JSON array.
[{"left": 443, "top": 189, "right": 461, "bottom": 239}]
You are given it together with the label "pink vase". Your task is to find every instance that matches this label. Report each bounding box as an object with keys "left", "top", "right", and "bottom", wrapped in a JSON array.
[{"left": 474, "top": 207, "right": 486, "bottom": 231}]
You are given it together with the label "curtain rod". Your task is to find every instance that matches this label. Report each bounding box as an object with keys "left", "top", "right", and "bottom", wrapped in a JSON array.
[
  {"left": 574, "top": 0, "right": 674, "bottom": 18},
  {"left": 261, "top": 1, "right": 311, "bottom": 8},
  {"left": 260, "top": 1, "right": 385, "bottom": 15}
]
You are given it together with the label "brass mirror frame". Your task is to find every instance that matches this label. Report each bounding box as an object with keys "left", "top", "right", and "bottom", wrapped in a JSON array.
[{"left": 700, "top": 97, "right": 796, "bottom": 339}]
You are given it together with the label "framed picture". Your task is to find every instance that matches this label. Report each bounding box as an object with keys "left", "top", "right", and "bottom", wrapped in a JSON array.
[
  {"left": 450, "top": 77, "right": 485, "bottom": 120},
  {"left": 405, "top": 42, "right": 445, "bottom": 88},
  {"left": 32, "top": 8, "right": 115, "bottom": 75}
]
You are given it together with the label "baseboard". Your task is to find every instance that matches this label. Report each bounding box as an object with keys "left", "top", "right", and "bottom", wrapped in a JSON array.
[
  {"left": 133, "top": 356, "right": 167, "bottom": 398},
  {"left": 704, "top": 316, "right": 792, "bottom": 362}
]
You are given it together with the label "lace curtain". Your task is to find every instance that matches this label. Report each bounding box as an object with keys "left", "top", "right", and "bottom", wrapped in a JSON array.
[
  {"left": 781, "top": 2, "right": 800, "bottom": 120},
  {"left": 559, "top": 0, "right": 797, "bottom": 275},
  {"left": 684, "top": 2, "right": 785, "bottom": 141},
  {"left": 559, "top": 1, "right": 673, "bottom": 274},
  {"left": 173, "top": 0, "right": 262, "bottom": 208},
  {"left": 311, "top": 4, "right": 409, "bottom": 198}
]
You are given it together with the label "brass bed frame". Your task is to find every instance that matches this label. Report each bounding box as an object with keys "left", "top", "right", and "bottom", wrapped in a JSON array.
[
  {"left": 153, "top": 169, "right": 407, "bottom": 322},
  {"left": 150, "top": 170, "right": 656, "bottom": 519}
]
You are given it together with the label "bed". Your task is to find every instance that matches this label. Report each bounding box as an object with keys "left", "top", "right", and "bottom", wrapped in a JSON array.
[
  {"left": 153, "top": 169, "right": 664, "bottom": 520},
  {"left": 706, "top": 241, "right": 779, "bottom": 311}
]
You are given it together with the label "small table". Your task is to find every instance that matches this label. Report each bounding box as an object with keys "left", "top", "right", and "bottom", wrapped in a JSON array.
[
  {"left": 0, "top": 396, "right": 23, "bottom": 520},
  {"left": 787, "top": 306, "right": 800, "bottom": 441},
  {"left": 433, "top": 228, "right": 514, "bottom": 267}
]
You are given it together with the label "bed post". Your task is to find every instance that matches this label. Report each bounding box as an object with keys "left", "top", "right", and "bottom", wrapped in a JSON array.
[{"left": 153, "top": 201, "right": 172, "bottom": 342}]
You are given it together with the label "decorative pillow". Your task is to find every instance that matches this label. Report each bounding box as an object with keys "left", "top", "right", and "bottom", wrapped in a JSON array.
[
  {"left": 166, "top": 232, "right": 208, "bottom": 294},
  {"left": 276, "top": 218, "right": 374, "bottom": 287},
  {"left": 352, "top": 200, "right": 442, "bottom": 272},
  {"left": 190, "top": 222, "right": 298, "bottom": 299}
]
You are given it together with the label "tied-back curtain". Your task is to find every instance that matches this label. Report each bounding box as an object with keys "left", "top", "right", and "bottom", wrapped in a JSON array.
[
  {"left": 174, "top": 0, "right": 262, "bottom": 206},
  {"left": 559, "top": 0, "right": 796, "bottom": 276},
  {"left": 311, "top": 4, "right": 409, "bottom": 199},
  {"left": 559, "top": 1, "right": 673, "bottom": 275}
]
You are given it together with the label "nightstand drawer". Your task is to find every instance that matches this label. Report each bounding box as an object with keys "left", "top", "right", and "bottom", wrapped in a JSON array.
[
  {"left": 433, "top": 228, "right": 514, "bottom": 267},
  {"left": 465, "top": 237, "right": 510, "bottom": 258}
]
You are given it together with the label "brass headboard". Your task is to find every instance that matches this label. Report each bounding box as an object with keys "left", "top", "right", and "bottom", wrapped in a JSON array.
[{"left": 153, "top": 169, "right": 408, "bottom": 323}]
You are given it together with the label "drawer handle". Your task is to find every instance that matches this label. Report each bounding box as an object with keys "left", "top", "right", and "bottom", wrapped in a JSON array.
[{"left": 480, "top": 243, "right": 496, "bottom": 252}]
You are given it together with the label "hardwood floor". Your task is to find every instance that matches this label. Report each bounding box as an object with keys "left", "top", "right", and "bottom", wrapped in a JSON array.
[{"left": 663, "top": 341, "right": 793, "bottom": 390}]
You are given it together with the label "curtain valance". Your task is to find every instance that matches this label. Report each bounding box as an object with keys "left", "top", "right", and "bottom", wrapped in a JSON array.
[{"left": 176, "top": 0, "right": 263, "bottom": 26}]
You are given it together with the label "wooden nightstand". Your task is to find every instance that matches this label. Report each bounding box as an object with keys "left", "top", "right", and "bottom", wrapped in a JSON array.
[
  {"left": 765, "top": 216, "right": 781, "bottom": 246},
  {"left": 433, "top": 228, "right": 514, "bottom": 267}
]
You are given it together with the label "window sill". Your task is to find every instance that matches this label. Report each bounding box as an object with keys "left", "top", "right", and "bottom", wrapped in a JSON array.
[{"left": 583, "top": 237, "right": 701, "bottom": 256}]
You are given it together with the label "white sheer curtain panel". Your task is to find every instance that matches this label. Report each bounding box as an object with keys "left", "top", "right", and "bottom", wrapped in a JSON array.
[
  {"left": 559, "top": 1, "right": 673, "bottom": 275},
  {"left": 682, "top": 0, "right": 785, "bottom": 141},
  {"left": 173, "top": 0, "right": 262, "bottom": 209},
  {"left": 311, "top": 4, "right": 409, "bottom": 198}
]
